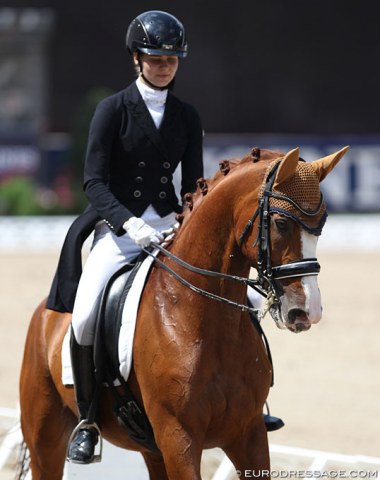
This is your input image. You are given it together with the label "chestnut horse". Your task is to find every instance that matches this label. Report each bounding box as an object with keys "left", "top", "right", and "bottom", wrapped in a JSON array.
[{"left": 19, "top": 146, "right": 348, "bottom": 479}]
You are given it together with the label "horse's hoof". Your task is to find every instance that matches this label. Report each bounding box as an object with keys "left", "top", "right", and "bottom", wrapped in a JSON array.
[
  {"left": 67, "top": 428, "right": 99, "bottom": 464},
  {"left": 263, "top": 414, "right": 285, "bottom": 432}
]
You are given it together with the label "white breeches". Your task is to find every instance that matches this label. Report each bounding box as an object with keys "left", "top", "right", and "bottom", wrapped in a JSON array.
[{"left": 71, "top": 205, "right": 176, "bottom": 345}]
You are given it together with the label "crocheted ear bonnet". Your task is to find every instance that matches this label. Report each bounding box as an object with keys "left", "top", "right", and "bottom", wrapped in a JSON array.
[{"left": 258, "top": 158, "right": 327, "bottom": 235}]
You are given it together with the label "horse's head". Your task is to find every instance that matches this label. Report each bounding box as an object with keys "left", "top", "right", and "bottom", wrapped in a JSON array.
[{"left": 238, "top": 146, "right": 349, "bottom": 333}]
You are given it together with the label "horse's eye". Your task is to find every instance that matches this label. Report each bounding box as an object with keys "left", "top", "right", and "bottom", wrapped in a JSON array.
[{"left": 275, "top": 218, "right": 289, "bottom": 233}]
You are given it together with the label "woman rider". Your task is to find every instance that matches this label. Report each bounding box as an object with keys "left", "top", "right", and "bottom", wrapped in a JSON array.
[{"left": 61, "top": 10, "right": 204, "bottom": 463}]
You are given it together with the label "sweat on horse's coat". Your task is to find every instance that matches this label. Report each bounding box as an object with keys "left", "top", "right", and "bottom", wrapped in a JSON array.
[{"left": 19, "top": 146, "right": 348, "bottom": 480}]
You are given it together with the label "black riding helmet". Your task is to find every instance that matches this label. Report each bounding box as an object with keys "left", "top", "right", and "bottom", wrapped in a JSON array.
[
  {"left": 126, "top": 10, "right": 188, "bottom": 58},
  {"left": 126, "top": 11, "right": 187, "bottom": 90}
]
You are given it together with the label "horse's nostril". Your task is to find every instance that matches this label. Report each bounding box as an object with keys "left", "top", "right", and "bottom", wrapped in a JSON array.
[{"left": 288, "top": 308, "right": 307, "bottom": 324}]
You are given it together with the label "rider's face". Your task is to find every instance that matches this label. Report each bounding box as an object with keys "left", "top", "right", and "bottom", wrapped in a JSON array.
[{"left": 134, "top": 53, "right": 179, "bottom": 89}]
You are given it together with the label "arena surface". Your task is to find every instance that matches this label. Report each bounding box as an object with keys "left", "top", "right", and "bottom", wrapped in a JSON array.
[{"left": 0, "top": 215, "right": 379, "bottom": 479}]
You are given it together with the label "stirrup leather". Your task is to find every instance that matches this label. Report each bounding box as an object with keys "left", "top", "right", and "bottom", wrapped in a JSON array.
[{"left": 66, "top": 419, "right": 103, "bottom": 463}]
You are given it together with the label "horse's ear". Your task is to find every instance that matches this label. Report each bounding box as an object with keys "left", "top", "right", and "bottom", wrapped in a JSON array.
[
  {"left": 273, "top": 147, "right": 299, "bottom": 190},
  {"left": 311, "top": 146, "right": 349, "bottom": 182}
]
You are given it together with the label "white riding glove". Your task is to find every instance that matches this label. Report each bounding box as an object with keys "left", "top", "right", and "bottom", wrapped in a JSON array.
[
  {"left": 124, "top": 217, "right": 164, "bottom": 247},
  {"left": 160, "top": 222, "right": 180, "bottom": 244}
]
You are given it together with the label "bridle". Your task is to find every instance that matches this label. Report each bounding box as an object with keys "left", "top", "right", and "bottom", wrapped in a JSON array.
[
  {"left": 143, "top": 159, "right": 322, "bottom": 327},
  {"left": 238, "top": 160, "right": 321, "bottom": 326}
]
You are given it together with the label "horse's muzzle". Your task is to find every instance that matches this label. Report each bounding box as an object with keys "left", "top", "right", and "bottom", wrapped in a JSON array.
[{"left": 286, "top": 308, "right": 312, "bottom": 333}]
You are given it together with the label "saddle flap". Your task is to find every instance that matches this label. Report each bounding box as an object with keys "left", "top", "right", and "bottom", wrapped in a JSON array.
[{"left": 94, "top": 252, "right": 148, "bottom": 383}]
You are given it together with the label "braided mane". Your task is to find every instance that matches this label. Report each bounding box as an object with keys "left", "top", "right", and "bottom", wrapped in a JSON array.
[{"left": 177, "top": 148, "right": 284, "bottom": 224}]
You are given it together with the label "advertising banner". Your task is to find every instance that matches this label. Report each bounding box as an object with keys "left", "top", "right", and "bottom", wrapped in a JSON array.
[{"left": 203, "top": 134, "right": 380, "bottom": 213}]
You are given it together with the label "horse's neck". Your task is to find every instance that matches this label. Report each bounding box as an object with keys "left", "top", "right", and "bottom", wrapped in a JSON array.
[
  {"left": 172, "top": 189, "right": 251, "bottom": 282},
  {"left": 166, "top": 189, "right": 254, "bottom": 346},
  {"left": 160, "top": 164, "right": 265, "bottom": 346},
  {"left": 173, "top": 161, "right": 265, "bottom": 279}
]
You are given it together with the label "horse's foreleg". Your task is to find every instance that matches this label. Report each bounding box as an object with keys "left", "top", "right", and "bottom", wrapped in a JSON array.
[
  {"left": 141, "top": 450, "right": 169, "bottom": 480},
  {"left": 150, "top": 416, "right": 202, "bottom": 480},
  {"left": 223, "top": 417, "right": 270, "bottom": 479}
]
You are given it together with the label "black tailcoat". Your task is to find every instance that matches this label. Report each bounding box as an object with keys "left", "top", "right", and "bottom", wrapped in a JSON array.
[{"left": 46, "top": 82, "right": 203, "bottom": 312}]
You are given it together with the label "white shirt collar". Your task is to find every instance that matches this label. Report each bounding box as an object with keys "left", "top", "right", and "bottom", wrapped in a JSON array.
[{"left": 136, "top": 77, "right": 168, "bottom": 108}]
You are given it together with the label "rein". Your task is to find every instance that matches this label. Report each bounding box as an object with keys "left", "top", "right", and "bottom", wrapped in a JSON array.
[
  {"left": 143, "top": 243, "right": 262, "bottom": 315},
  {"left": 143, "top": 242, "right": 276, "bottom": 386}
]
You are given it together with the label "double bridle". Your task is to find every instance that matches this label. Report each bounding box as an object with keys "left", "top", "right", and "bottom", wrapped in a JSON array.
[
  {"left": 238, "top": 160, "right": 321, "bottom": 326},
  {"left": 144, "top": 160, "right": 322, "bottom": 326}
]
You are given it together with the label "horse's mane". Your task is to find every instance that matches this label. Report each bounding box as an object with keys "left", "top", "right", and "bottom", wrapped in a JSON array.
[{"left": 176, "top": 147, "right": 283, "bottom": 226}]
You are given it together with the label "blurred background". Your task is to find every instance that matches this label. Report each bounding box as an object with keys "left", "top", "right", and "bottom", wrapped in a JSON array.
[{"left": 0, "top": 0, "right": 379, "bottom": 215}]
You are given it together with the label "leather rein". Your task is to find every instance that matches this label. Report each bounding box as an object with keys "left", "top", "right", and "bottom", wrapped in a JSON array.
[{"left": 143, "top": 161, "right": 321, "bottom": 325}]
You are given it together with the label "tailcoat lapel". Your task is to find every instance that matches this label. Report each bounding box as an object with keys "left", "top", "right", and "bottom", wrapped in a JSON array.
[{"left": 124, "top": 83, "right": 170, "bottom": 160}]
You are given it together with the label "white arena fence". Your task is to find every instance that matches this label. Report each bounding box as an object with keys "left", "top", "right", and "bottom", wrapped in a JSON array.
[
  {"left": 0, "top": 214, "right": 380, "bottom": 252},
  {"left": 1, "top": 408, "right": 379, "bottom": 480}
]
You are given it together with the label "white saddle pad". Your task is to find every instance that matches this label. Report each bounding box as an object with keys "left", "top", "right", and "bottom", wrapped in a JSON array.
[{"left": 61, "top": 249, "right": 159, "bottom": 385}]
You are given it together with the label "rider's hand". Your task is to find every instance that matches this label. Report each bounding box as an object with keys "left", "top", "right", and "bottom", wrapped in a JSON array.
[
  {"left": 161, "top": 222, "right": 180, "bottom": 238},
  {"left": 124, "top": 217, "right": 164, "bottom": 247},
  {"left": 160, "top": 222, "right": 180, "bottom": 245}
]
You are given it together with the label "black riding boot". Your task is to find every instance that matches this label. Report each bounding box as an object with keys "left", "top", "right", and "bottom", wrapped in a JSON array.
[
  {"left": 263, "top": 402, "right": 285, "bottom": 432},
  {"left": 67, "top": 332, "right": 100, "bottom": 464}
]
